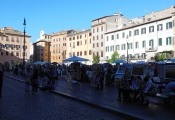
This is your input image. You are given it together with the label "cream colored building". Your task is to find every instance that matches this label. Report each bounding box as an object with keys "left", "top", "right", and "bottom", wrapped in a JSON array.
[
  {"left": 91, "top": 14, "right": 129, "bottom": 63},
  {"left": 66, "top": 29, "right": 92, "bottom": 64},
  {"left": 0, "top": 27, "right": 31, "bottom": 64},
  {"left": 51, "top": 30, "right": 75, "bottom": 64}
]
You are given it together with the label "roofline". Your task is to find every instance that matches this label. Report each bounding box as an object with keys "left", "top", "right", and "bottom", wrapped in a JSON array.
[
  {"left": 33, "top": 40, "right": 51, "bottom": 44},
  {"left": 4, "top": 32, "right": 31, "bottom": 37},
  {"left": 92, "top": 15, "right": 111, "bottom": 22},
  {"left": 105, "top": 16, "right": 172, "bottom": 34}
]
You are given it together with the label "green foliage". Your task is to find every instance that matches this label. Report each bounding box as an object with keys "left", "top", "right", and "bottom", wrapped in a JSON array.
[
  {"left": 107, "top": 51, "right": 120, "bottom": 63},
  {"left": 92, "top": 55, "right": 100, "bottom": 64},
  {"left": 155, "top": 54, "right": 164, "bottom": 61}
]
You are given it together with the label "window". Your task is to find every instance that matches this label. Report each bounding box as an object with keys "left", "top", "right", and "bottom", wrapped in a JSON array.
[
  {"left": 97, "top": 43, "right": 99, "bottom": 47},
  {"left": 129, "top": 31, "right": 132, "bottom": 37},
  {"left": 93, "top": 36, "right": 95, "bottom": 41},
  {"left": 77, "top": 41, "right": 79, "bottom": 46},
  {"left": 121, "top": 44, "right": 125, "bottom": 50},
  {"left": 106, "top": 36, "right": 109, "bottom": 41},
  {"left": 93, "top": 43, "right": 95, "bottom": 48},
  {"left": 106, "top": 46, "right": 109, "bottom": 52},
  {"left": 110, "top": 46, "right": 114, "bottom": 51},
  {"left": 157, "top": 24, "right": 163, "bottom": 31},
  {"left": 142, "top": 41, "right": 146, "bottom": 48},
  {"left": 115, "top": 45, "right": 120, "bottom": 51},
  {"left": 134, "top": 29, "right": 139, "bottom": 35},
  {"left": 93, "top": 28, "right": 95, "bottom": 33},
  {"left": 106, "top": 56, "right": 109, "bottom": 60},
  {"left": 90, "top": 39, "right": 91, "bottom": 44},
  {"left": 128, "top": 43, "right": 132, "bottom": 49},
  {"left": 166, "top": 37, "right": 172, "bottom": 45},
  {"left": 6, "top": 52, "right": 8, "bottom": 56},
  {"left": 97, "top": 27, "right": 98, "bottom": 32},
  {"left": 116, "top": 34, "right": 119, "bottom": 39},
  {"left": 141, "top": 28, "right": 146, "bottom": 34},
  {"left": 77, "top": 36, "right": 79, "bottom": 39},
  {"left": 89, "top": 50, "right": 91, "bottom": 55},
  {"left": 101, "top": 34, "right": 103, "bottom": 39},
  {"left": 166, "top": 22, "right": 172, "bottom": 29},
  {"left": 149, "top": 39, "right": 154, "bottom": 49},
  {"left": 101, "top": 26, "right": 103, "bottom": 31},
  {"left": 1, "top": 52, "right": 3, "bottom": 55},
  {"left": 158, "top": 38, "right": 162, "bottom": 46},
  {"left": 97, "top": 35, "right": 98, "bottom": 40},
  {"left": 101, "top": 42, "right": 103, "bottom": 47},
  {"left": 85, "top": 40, "right": 86, "bottom": 44},
  {"left": 84, "top": 51, "right": 87, "bottom": 55},
  {"left": 77, "top": 52, "right": 79, "bottom": 56},
  {"left": 135, "top": 42, "right": 139, "bottom": 49},
  {"left": 101, "top": 51, "right": 103, "bottom": 57},
  {"left": 11, "top": 52, "right": 13, "bottom": 56},
  {"left": 149, "top": 26, "right": 154, "bottom": 33},
  {"left": 80, "top": 51, "right": 82, "bottom": 56},
  {"left": 122, "top": 32, "right": 125, "bottom": 38},
  {"left": 141, "top": 53, "right": 146, "bottom": 58},
  {"left": 111, "top": 35, "right": 114, "bottom": 40}
]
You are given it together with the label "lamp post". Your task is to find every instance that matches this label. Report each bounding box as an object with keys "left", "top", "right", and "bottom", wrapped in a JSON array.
[
  {"left": 23, "top": 18, "right": 26, "bottom": 67},
  {"left": 126, "top": 35, "right": 129, "bottom": 64}
]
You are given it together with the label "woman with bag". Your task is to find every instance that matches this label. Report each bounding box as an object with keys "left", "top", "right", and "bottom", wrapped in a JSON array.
[{"left": 31, "top": 68, "right": 39, "bottom": 94}]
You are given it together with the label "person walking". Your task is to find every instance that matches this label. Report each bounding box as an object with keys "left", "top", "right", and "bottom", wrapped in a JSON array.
[
  {"left": 0, "top": 64, "right": 4, "bottom": 97},
  {"left": 25, "top": 68, "right": 30, "bottom": 92},
  {"left": 31, "top": 68, "right": 39, "bottom": 94}
]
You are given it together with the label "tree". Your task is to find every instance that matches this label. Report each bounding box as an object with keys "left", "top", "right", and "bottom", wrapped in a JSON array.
[
  {"left": 92, "top": 55, "right": 100, "bottom": 64},
  {"left": 155, "top": 53, "right": 164, "bottom": 61},
  {"left": 107, "top": 51, "right": 120, "bottom": 63}
]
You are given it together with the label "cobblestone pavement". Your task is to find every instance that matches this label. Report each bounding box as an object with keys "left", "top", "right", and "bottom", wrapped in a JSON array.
[
  {"left": 3, "top": 72, "right": 175, "bottom": 120},
  {"left": 0, "top": 76, "right": 127, "bottom": 120}
]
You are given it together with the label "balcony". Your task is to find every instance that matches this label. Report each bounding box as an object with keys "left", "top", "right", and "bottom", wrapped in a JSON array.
[{"left": 145, "top": 46, "right": 158, "bottom": 52}]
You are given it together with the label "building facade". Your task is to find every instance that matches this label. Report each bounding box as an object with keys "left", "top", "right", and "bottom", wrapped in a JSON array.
[
  {"left": 66, "top": 29, "right": 92, "bottom": 64},
  {"left": 51, "top": 30, "right": 74, "bottom": 64},
  {"left": 105, "top": 6, "right": 175, "bottom": 62},
  {"left": 0, "top": 27, "right": 31, "bottom": 64},
  {"left": 91, "top": 14, "right": 129, "bottom": 63},
  {"left": 33, "top": 30, "right": 51, "bottom": 62}
]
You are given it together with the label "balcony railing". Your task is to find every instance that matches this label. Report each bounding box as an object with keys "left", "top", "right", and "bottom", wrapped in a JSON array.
[{"left": 145, "top": 46, "right": 158, "bottom": 52}]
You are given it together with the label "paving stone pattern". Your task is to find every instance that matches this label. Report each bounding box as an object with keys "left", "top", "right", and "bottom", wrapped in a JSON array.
[
  {"left": 3, "top": 72, "right": 175, "bottom": 120},
  {"left": 0, "top": 76, "right": 127, "bottom": 120}
]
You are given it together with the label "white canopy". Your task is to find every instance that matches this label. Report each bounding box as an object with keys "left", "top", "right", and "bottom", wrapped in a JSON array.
[{"left": 63, "top": 55, "right": 89, "bottom": 62}]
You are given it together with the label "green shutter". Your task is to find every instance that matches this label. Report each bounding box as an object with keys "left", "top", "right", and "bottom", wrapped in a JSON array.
[
  {"left": 166, "top": 38, "right": 168, "bottom": 45},
  {"left": 160, "top": 38, "right": 162, "bottom": 46},
  {"left": 149, "top": 40, "right": 151, "bottom": 46}
]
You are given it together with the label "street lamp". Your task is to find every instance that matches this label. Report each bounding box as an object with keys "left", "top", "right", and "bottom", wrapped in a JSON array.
[
  {"left": 126, "top": 35, "right": 129, "bottom": 64},
  {"left": 23, "top": 18, "right": 26, "bottom": 67}
]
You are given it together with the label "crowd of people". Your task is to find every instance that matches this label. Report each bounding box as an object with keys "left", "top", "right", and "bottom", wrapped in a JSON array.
[{"left": 0, "top": 62, "right": 175, "bottom": 106}]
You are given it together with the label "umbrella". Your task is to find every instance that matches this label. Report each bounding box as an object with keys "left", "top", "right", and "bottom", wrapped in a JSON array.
[
  {"left": 136, "top": 61, "right": 148, "bottom": 64},
  {"left": 63, "top": 55, "right": 89, "bottom": 62},
  {"left": 52, "top": 62, "right": 58, "bottom": 64},
  {"left": 33, "top": 61, "right": 45, "bottom": 65},
  {"left": 113, "top": 60, "right": 127, "bottom": 63}
]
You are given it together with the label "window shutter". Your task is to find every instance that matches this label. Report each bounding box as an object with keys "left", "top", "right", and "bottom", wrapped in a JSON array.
[
  {"left": 166, "top": 38, "right": 168, "bottom": 45},
  {"left": 170, "top": 37, "right": 172, "bottom": 44}
]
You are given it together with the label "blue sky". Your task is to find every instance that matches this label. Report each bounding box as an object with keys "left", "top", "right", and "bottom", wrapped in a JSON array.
[{"left": 0, "top": 0, "right": 175, "bottom": 42}]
